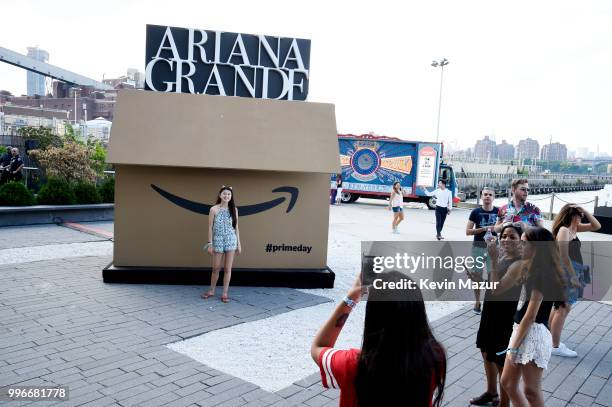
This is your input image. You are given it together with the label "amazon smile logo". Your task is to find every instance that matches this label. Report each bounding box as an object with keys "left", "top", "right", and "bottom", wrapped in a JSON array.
[{"left": 150, "top": 184, "right": 299, "bottom": 215}]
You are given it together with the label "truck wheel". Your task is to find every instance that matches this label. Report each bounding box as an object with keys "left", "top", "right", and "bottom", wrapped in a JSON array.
[
  {"left": 426, "top": 197, "right": 437, "bottom": 210},
  {"left": 341, "top": 192, "right": 359, "bottom": 203}
]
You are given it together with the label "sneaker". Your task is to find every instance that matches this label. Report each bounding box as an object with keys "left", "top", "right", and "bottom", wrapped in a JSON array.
[
  {"left": 473, "top": 303, "right": 482, "bottom": 314},
  {"left": 392, "top": 228, "right": 400, "bottom": 234},
  {"left": 552, "top": 342, "right": 578, "bottom": 357}
]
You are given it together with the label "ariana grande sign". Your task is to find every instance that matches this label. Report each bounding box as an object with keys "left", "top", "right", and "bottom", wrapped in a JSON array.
[{"left": 145, "top": 24, "right": 311, "bottom": 101}]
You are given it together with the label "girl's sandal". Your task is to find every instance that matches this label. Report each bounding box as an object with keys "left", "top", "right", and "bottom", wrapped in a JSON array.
[
  {"left": 220, "top": 295, "right": 230, "bottom": 303},
  {"left": 201, "top": 292, "right": 214, "bottom": 299}
]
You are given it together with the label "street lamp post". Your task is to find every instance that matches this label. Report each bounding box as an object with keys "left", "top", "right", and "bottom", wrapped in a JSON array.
[
  {"left": 431, "top": 58, "right": 449, "bottom": 143},
  {"left": 71, "top": 87, "right": 81, "bottom": 125}
]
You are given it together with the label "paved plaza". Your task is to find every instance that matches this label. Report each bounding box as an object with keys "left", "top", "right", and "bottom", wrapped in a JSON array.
[{"left": 1, "top": 204, "right": 611, "bottom": 406}]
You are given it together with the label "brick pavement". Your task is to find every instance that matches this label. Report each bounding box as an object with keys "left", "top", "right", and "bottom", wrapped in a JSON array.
[
  {"left": 1, "top": 254, "right": 610, "bottom": 406},
  {"left": 287, "top": 301, "right": 612, "bottom": 407},
  {"left": 0, "top": 225, "right": 108, "bottom": 250}
]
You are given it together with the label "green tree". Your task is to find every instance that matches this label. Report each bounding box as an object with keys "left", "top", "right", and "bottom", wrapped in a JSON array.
[
  {"left": 87, "top": 138, "right": 107, "bottom": 176},
  {"left": 30, "top": 142, "right": 97, "bottom": 183},
  {"left": 64, "top": 123, "right": 85, "bottom": 145},
  {"left": 17, "top": 126, "right": 63, "bottom": 150}
]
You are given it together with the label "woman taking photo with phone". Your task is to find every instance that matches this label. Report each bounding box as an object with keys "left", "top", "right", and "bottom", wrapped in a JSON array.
[
  {"left": 201, "top": 186, "right": 241, "bottom": 303},
  {"left": 311, "top": 271, "right": 446, "bottom": 407}
]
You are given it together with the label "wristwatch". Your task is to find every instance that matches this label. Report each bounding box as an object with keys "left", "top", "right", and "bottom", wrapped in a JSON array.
[{"left": 342, "top": 296, "right": 357, "bottom": 309}]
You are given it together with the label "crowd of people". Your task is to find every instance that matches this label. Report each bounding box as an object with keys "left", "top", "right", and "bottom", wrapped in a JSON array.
[
  {"left": 198, "top": 178, "right": 599, "bottom": 406},
  {"left": 0, "top": 146, "right": 24, "bottom": 185},
  {"left": 313, "top": 178, "right": 600, "bottom": 407}
]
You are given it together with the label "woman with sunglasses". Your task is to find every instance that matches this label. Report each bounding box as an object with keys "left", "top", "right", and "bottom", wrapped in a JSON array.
[
  {"left": 549, "top": 204, "right": 600, "bottom": 357},
  {"left": 201, "top": 186, "right": 241, "bottom": 303},
  {"left": 501, "top": 227, "right": 565, "bottom": 407},
  {"left": 470, "top": 222, "right": 523, "bottom": 407}
]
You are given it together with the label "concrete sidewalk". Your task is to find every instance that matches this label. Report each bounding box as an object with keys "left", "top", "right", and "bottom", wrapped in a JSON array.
[{"left": 1, "top": 253, "right": 610, "bottom": 406}]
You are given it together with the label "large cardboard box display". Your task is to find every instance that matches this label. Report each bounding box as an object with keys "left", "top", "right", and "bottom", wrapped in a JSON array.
[{"left": 103, "top": 90, "right": 338, "bottom": 287}]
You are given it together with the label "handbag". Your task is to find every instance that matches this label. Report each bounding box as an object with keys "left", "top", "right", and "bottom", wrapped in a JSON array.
[{"left": 582, "top": 264, "right": 591, "bottom": 285}]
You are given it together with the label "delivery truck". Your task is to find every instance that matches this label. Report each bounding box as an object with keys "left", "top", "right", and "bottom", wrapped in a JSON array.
[{"left": 333, "top": 134, "right": 459, "bottom": 209}]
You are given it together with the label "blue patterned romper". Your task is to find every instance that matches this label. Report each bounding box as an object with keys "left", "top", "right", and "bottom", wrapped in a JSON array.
[{"left": 212, "top": 207, "right": 237, "bottom": 253}]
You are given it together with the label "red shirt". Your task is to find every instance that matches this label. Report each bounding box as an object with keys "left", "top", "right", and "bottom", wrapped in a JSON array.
[
  {"left": 318, "top": 347, "right": 437, "bottom": 407},
  {"left": 318, "top": 347, "right": 360, "bottom": 407}
]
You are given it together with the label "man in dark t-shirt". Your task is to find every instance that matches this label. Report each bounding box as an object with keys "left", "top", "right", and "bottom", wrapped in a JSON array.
[{"left": 466, "top": 187, "right": 498, "bottom": 313}]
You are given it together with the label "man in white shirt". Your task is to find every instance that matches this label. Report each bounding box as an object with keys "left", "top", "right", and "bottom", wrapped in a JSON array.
[{"left": 425, "top": 180, "right": 453, "bottom": 240}]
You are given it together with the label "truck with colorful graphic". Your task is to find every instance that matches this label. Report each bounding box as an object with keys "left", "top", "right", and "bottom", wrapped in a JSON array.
[{"left": 333, "top": 134, "right": 459, "bottom": 209}]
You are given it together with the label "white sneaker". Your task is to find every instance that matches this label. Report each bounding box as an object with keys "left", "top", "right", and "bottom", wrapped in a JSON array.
[{"left": 552, "top": 342, "right": 578, "bottom": 357}]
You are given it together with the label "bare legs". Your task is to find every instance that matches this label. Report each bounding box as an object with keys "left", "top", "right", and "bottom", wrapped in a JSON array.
[
  {"left": 497, "top": 364, "right": 509, "bottom": 407},
  {"left": 483, "top": 353, "right": 498, "bottom": 394},
  {"left": 391, "top": 211, "right": 405, "bottom": 230},
  {"left": 471, "top": 353, "right": 510, "bottom": 406},
  {"left": 501, "top": 361, "right": 544, "bottom": 407},
  {"left": 549, "top": 304, "right": 571, "bottom": 348},
  {"left": 474, "top": 288, "right": 482, "bottom": 312},
  {"left": 203, "top": 251, "right": 235, "bottom": 301},
  {"left": 222, "top": 250, "right": 235, "bottom": 299}
]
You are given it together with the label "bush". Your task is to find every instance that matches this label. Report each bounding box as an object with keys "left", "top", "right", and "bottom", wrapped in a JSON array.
[
  {"left": 36, "top": 178, "right": 76, "bottom": 205},
  {"left": 74, "top": 182, "right": 101, "bottom": 204},
  {"left": 0, "top": 182, "right": 35, "bottom": 206},
  {"left": 30, "top": 142, "right": 97, "bottom": 183},
  {"left": 99, "top": 177, "right": 115, "bottom": 203}
]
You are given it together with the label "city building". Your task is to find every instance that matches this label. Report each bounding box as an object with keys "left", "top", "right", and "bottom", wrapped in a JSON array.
[
  {"left": 576, "top": 147, "right": 589, "bottom": 159},
  {"left": 5, "top": 87, "right": 116, "bottom": 121},
  {"left": 541, "top": 142, "right": 568, "bottom": 161},
  {"left": 496, "top": 139, "right": 515, "bottom": 160},
  {"left": 127, "top": 68, "right": 145, "bottom": 88},
  {"left": 473, "top": 136, "right": 497, "bottom": 160},
  {"left": 517, "top": 137, "right": 540, "bottom": 160},
  {"left": 85, "top": 117, "right": 112, "bottom": 143},
  {"left": 26, "top": 47, "right": 49, "bottom": 96},
  {"left": 103, "top": 68, "right": 145, "bottom": 89},
  {"left": 0, "top": 104, "right": 69, "bottom": 135}
]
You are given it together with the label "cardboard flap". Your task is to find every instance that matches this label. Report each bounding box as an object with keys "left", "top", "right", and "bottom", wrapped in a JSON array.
[{"left": 107, "top": 90, "right": 339, "bottom": 173}]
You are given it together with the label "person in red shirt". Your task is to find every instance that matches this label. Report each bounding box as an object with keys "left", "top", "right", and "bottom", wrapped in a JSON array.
[{"left": 311, "top": 271, "right": 446, "bottom": 407}]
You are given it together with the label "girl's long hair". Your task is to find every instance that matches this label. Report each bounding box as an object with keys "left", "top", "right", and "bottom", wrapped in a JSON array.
[
  {"left": 523, "top": 227, "right": 566, "bottom": 301},
  {"left": 356, "top": 272, "right": 446, "bottom": 407},
  {"left": 552, "top": 204, "right": 582, "bottom": 239},
  {"left": 392, "top": 181, "right": 401, "bottom": 193},
  {"left": 215, "top": 186, "right": 237, "bottom": 229}
]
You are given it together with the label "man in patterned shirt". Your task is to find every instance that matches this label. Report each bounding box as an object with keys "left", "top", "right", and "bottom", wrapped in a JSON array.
[{"left": 494, "top": 178, "right": 543, "bottom": 233}]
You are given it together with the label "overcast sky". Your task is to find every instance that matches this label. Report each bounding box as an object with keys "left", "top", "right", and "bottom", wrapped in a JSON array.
[{"left": 1, "top": 0, "right": 611, "bottom": 153}]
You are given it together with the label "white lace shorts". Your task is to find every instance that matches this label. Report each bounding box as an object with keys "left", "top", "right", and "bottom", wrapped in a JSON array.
[{"left": 508, "top": 322, "right": 552, "bottom": 369}]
